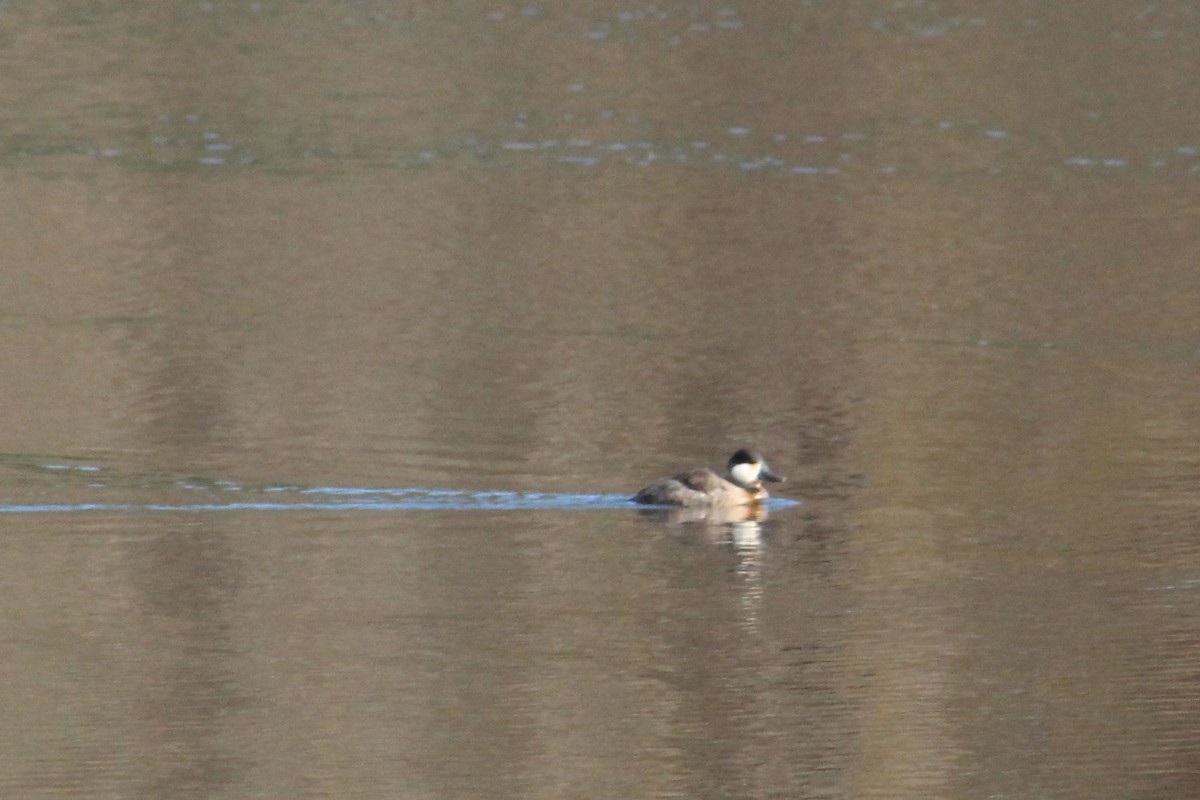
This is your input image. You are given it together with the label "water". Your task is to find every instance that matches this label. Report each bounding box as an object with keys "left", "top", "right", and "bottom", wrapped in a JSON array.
[{"left": 2, "top": 2, "right": 1200, "bottom": 798}]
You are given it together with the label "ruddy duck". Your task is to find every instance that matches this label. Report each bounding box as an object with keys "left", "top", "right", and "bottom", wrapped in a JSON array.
[{"left": 632, "top": 449, "right": 785, "bottom": 508}]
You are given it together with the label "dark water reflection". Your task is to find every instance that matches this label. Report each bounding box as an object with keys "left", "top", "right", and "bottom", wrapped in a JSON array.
[{"left": 3, "top": 1, "right": 1200, "bottom": 798}]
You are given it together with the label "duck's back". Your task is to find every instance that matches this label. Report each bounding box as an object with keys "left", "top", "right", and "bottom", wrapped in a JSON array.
[{"left": 633, "top": 468, "right": 737, "bottom": 507}]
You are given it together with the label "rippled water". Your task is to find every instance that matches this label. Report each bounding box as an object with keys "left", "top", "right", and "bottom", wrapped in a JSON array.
[{"left": 2, "top": 2, "right": 1200, "bottom": 798}]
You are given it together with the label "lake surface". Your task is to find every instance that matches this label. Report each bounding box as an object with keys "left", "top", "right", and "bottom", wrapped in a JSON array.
[{"left": 2, "top": 2, "right": 1199, "bottom": 798}]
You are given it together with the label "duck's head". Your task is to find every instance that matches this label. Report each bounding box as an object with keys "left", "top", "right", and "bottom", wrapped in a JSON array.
[{"left": 727, "top": 449, "right": 785, "bottom": 489}]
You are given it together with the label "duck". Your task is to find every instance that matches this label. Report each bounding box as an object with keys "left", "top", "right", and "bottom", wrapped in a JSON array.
[{"left": 632, "top": 449, "right": 785, "bottom": 507}]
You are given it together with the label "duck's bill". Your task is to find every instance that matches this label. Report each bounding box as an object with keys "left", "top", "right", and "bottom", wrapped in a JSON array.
[{"left": 760, "top": 466, "right": 784, "bottom": 483}]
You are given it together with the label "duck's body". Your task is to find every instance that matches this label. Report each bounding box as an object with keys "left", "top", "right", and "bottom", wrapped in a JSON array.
[{"left": 632, "top": 449, "right": 784, "bottom": 508}]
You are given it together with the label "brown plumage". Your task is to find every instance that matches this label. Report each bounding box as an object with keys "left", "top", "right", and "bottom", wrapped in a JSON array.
[{"left": 632, "top": 450, "right": 784, "bottom": 507}]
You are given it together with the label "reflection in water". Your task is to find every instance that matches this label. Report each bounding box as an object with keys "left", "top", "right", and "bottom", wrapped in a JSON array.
[
  {"left": 727, "top": 519, "right": 766, "bottom": 635},
  {"left": 13, "top": 7, "right": 1200, "bottom": 181},
  {"left": 635, "top": 502, "right": 772, "bottom": 526},
  {"left": 636, "top": 504, "right": 770, "bottom": 639},
  {"left": 66, "top": 103, "right": 1200, "bottom": 181}
]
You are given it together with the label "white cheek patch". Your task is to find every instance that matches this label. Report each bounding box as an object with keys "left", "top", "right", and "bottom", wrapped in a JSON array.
[{"left": 730, "top": 461, "right": 760, "bottom": 487}]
